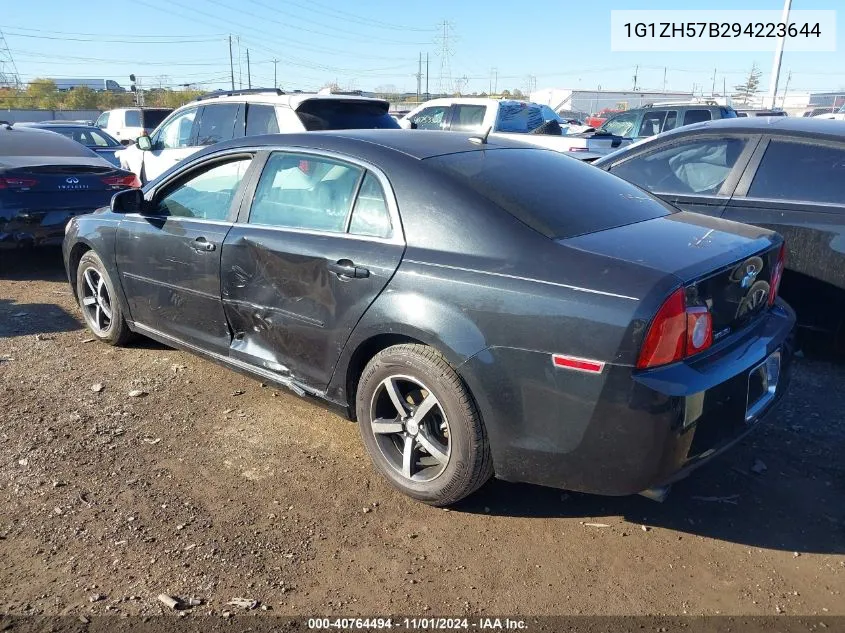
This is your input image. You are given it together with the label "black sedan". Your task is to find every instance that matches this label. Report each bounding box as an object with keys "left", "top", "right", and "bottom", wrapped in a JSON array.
[
  {"left": 1, "top": 125, "right": 140, "bottom": 248},
  {"left": 16, "top": 122, "right": 123, "bottom": 166},
  {"left": 594, "top": 117, "right": 845, "bottom": 357},
  {"left": 63, "top": 130, "right": 795, "bottom": 505}
]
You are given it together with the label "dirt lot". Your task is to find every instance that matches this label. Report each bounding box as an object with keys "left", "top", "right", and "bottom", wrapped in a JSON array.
[{"left": 1, "top": 248, "right": 843, "bottom": 619}]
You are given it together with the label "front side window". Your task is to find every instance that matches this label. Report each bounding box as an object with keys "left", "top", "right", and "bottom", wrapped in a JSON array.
[
  {"left": 249, "top": 153, "right": 363, "bottom": 232},
  {"left": 152, "top": 158, "right": 252, "bottom": 220},
  {"left": 638, "top": 111, "right": 667, "bottom": 137},
  {"left": 610, "top": 137, "right": 747, "bottom": 195},
  {"left": 450, "top": 105, "right": 487, "bottom": 132},
  {"left": 124, "top": 110, "right": 142, "bottom": 127},
  {"left": 682, "top": 109, "right": 712, "bottom": 125},
  {"left": 348, "top": 172, "right": 391, "bottom": 238},
  {"left": 96, "top": 112, "right": 109, "bottom": 128},
  {"left": 748, "top": 140, "right": 845, "bottom": 205},
  {"left": 410, "top": 106, "right": 449, "bottom": 130},
  {"left": 156, "top": 108, "right": 199, "bottom": 149},
  {"left": 600, "top": 111, "right": 639, "bottom": 137},
  {"left": 196, "top": 104, "right": 239, "bottom": 146},
  {"left": 245, "top": 104, "right": 280, "bottom": 136}
]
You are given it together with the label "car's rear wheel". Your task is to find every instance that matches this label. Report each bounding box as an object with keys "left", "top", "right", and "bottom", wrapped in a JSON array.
[
  {"left": 76, "top": 250, "right": 133, "bottom": 346},
  {"left": 356, "top": 344, "right": 493, "bottom": 506}
]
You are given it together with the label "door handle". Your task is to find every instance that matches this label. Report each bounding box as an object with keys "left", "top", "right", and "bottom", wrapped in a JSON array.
[
  {"left": 191, "top": 237, "right": 216, "bottom": 252},
  {"left": 328, "top": 259, "right": 369, "bottom": 279}
]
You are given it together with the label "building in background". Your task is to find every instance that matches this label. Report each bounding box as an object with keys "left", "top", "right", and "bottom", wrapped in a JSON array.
[{"left": 531, "top": 89, "right": 695, "bottom": 117}]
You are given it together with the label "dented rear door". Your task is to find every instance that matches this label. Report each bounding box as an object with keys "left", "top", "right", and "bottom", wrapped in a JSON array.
[{"left": 220, "top": 150, "right": 405, "bottom": 391}]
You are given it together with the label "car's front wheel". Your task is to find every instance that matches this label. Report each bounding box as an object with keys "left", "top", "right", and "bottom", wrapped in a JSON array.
[
  {"left": 356, "top": 344, "right": 493, "bottom": 506},
  {"left": 75, "top": 250, "right": 134, "bottom": 346}
]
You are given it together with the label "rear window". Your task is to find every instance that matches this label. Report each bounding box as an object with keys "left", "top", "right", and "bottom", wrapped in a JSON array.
[
  {"left": 142, "top": 110, "right": 171, "bottom": 129},
  {"left": 295, "top": 99, "right": 399, "bottom": 131},
  {"left": 0, "top": 128, "right": 95, "bottom": 157},
  {"left": 426, "top": 148, "right": 671, "bottom": 240}
]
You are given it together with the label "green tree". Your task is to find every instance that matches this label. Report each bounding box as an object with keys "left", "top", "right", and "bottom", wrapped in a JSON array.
[
  {"left": 512, "top": 88, "right": 524, "bottom": 99},
  {"left": 25, "top": 78, "right": 59, "bottom": 109},
  {"left": 733, "top": 63, "right": 762, "bottom": 106},
  {"left": 61, "top": 86, "right": 99, "bottom": 110},
  {"left": 500, "top": 89, "right": 511, "bottom": 98}
]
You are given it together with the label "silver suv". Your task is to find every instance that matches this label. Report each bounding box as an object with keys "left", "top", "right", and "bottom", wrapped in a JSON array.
[{"left": 116, "top": 89, "right": 398, "bottom": 183}]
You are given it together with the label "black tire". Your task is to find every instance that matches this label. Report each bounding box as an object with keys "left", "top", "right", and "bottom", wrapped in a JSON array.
[
  {"left": 75, "top": 250, "right": 134, "bottom": 346},
  {"left": 356, "top": 344, "right": 493, "bottom": 506}
]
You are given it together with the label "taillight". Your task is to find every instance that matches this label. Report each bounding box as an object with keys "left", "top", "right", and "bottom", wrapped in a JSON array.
[
  {"left": 637, "top": 288, "right": 713, "bottom": 369},
  {"left": 768, "top": 244, "right": 786, "bottom": 306},
  {"left": 102, "top": 174, "right": 141, "bottom": 189},
  {"left": 0, "top": 176, "right": 38, "bottom": 190}
]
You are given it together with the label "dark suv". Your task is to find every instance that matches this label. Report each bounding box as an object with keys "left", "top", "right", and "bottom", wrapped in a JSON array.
[{"left": 599, "top": 102, "right": 737, "bottom": 139}]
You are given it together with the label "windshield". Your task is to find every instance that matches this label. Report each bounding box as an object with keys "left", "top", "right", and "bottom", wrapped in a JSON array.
[
  {"left": 296, "top": 99, "right": 399, "bottom": 131},
  {"left": 426, "top": 148, "right": 670, "bottom": 240}
]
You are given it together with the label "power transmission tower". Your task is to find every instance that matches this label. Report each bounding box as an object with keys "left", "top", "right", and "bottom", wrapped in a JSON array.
[
  {"left": 434, "top": 20, "right": 454, "bottom": 96},
  {"left": 454, "top": 75, "right": 468, "bottom": 95},
  {"left": 0, "top": 29, "right": 22, "bottom": 89}
]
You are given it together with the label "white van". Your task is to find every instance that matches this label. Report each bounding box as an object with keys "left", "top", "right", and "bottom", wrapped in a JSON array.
[{"left": 95, "top": 108, "right": 172, "bottom": 146}]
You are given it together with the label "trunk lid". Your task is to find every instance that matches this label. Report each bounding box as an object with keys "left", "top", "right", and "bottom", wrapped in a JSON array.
[{"left": 562, "top": 212, "right": 783, "bottom": 336}]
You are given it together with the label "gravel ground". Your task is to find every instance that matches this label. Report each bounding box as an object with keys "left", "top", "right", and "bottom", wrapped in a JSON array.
[{"left": 1, "top": 248, "right": 843, "bottom": 619}]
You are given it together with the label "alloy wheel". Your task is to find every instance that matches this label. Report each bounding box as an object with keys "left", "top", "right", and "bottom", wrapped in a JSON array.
[
  {"left": 369, "top": 375, "right": 451, "bottom": 482},
  {"left": 80, "top": 267, "right": 113, "bottom": 334}
]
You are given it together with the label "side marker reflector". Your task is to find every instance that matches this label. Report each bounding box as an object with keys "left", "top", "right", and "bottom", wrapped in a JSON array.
[{"left": 552, "top": 354, "right": 605, "bottom": 374}]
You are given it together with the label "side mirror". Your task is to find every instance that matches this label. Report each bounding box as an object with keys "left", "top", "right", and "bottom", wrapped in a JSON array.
[
  {"left": 136, "top": 135, "right": 152, "bottom": 151},
  {"left": 110, "top": 188, "right": 145, "bottom": 214}
]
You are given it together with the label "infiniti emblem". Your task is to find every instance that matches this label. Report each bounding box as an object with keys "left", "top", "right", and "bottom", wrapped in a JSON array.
[
  {"left": 66, "top": 177, "right": 79, "bottom": 184},
  {"left": 740, "top": 263, "right": 760, "bottom": 288}
]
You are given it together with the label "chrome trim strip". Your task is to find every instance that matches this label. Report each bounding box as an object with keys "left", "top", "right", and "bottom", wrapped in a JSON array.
[
  {"left": 402, "top": 260, "right": 639, "bottom": 301},
  {"left": 224, "top": 297, "right": 325, "bottom": 327}
]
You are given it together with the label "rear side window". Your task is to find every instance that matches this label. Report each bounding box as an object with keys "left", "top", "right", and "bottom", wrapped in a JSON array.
[
  {"left": 296, "top": 100, "right": 399, "bottom": 131},
  {"left": 196, "top": 104, "right": 239, "bottom": 145},
  {"left": 249, "top": 152, "right": 363, "bottom": 232},
  {"left": 349, "top": 172, "right": 392, "bottom": 238},
  {"left": 142, "top": 110, "right": 171, "bottom": 129},
  {"left": 682, "top": 109, "right": 712, "bottom": 125},
  {"left": 246, "top": 104, "right": 279, "bottom": 136},
  {"left": 426, "top": 148, "right": 670, "bottom": 240},
  {"left": 610, "top": 137, "right": 747, "bottom": 195},
  {"left": 125, "top": 110, "right": 141, "bottom": 127},
  {"left": 450, "top": 104, "right": 486, "bottom": 131},
  {"left": 748, "top": 140, "right": 845, "bottom": 205}
]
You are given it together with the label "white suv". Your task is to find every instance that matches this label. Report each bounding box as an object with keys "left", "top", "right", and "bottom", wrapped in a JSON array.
[
  {"left": 115, "top": 89, "right": 398, "bottom": 183},
  {"left": 95, "top": 108, "right": 172, "bottom": 146}
]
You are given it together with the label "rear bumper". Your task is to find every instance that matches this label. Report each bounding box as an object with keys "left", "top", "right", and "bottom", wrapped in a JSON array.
[
  {"left": 0, "top": 208, "right": 97, "bottom": 248},
  {"left": 459, "top": 300, "right": 796, "bottom": 496}
]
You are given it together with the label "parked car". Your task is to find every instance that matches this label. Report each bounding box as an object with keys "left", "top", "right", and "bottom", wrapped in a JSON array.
[
  {"left": 16, "top": 122, "right": 122, "bottom": 166},
  {"left": 399, "top": 98, "right": 629, "bottom": 158},
  {"left": 0, "top": 125, "right": 139, "bottom": 248},
  {"left": 594, "top": 117, "right": 845, "bottom": 357},
  {"left": 736, "top": 109, "right": 787, "bottom": 117},
  {"left": 64, "top": 129, "right": 794, "bottom": 505},
  {"left": 813, "top": 103, "right": 845, "bottom": 121},
  {"left": 802, "top": 106, "right": 837, "bottom": 117},
  {"left": 116, "top": 88, "right": 399, "bottom": 183},
  {"left": 95, "top": 107, "right": 173, "bottom": 145},
  {"left": 586, "top": 109, "right": 621, "bottom": 128},
  {"left": 599, "top": 102, "right": 738, "bottom": 139}
]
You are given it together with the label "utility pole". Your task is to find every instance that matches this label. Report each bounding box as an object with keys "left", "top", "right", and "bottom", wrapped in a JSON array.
[
  {"left": 246, "top": 48, "right": 251, "bottom": 89},
  {"left": 273, "top": 58, "right": 278, "bottom": 89},
  {"left": 711, "top": 68, "right": 717, "bottom": 96},
  {"left": 228, "top": 35, "right": 235, "bottom": 91},
  {"left": 425, "top": 53, "right": 429, "bottom": 100},
  {"left": 768, "top": 0, "right": 792, "bottom": 108},
  {"left": 415, "top": 52, "right": 422, "bottom": 102},
  {"left": 633, "top": 65, "right": 638, "bottom": 91},
  {"left": 236, "top": 36, "right": 242, "bottom": 89},
  {"left": 781, "top": 69, "right": 792, "bottom": 109},
  {"left": 662, "top": 67, "right": 667, "bottom": 92},
  {"left": 723, "top": 77, "right": 727, "bottom": 100}
]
